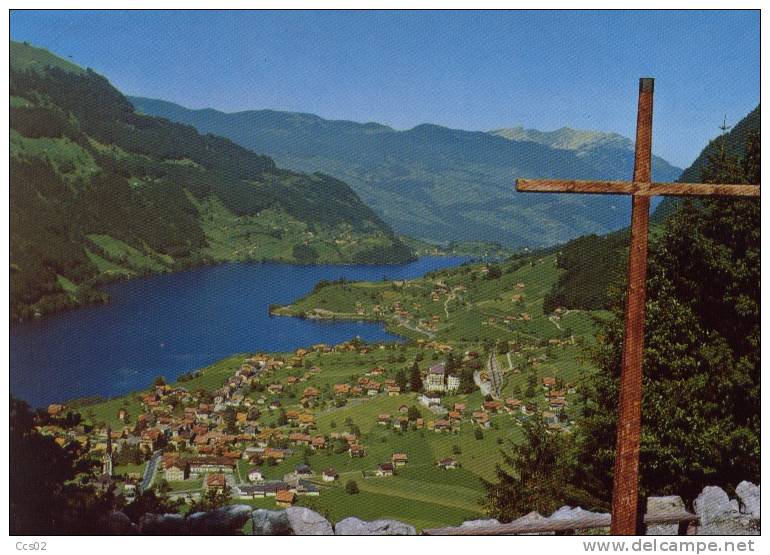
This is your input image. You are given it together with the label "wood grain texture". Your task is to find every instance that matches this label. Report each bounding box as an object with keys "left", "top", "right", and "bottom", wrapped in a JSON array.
[{"left": 516, "top": 179, "right": 760, "bottom": 197}]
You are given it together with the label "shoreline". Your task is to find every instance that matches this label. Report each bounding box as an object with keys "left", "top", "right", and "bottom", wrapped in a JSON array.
[
  {"left": 13, "top": 240, "right": 501, "bottom": 325},
  {"left": 12, "top": 251, "right": 431, "bottom": 325},
  {"left": 270, "top": 306, "right": 432, "bottom": 339},
  {"left": 12, "top": 256, "right": 473, "bottom": 408}
]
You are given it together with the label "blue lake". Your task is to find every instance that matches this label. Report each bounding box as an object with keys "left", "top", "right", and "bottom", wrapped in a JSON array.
[{"left": 10, "top": 257, "right": 469, "bottom": 408}]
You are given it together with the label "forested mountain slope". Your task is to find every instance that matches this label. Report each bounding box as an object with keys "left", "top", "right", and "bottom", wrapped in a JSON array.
[{"left": 10, "top": 41, "right": 412, "bottom": 320}]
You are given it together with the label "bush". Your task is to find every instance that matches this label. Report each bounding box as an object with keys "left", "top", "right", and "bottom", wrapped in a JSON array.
[{"left": 345, "top": 480, "right": 360, "bottom": 495}]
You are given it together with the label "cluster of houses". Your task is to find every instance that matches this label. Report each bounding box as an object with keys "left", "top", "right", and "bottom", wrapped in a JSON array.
[
  {"left": 237, "top": 463, "right": 322, "bottom": 506},
  {"left": 413, "top": 369, "right": 576, "bottom": 433}
]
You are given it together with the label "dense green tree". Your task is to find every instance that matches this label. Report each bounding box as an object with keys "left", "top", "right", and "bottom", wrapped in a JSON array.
[
  {"left": 277, "top": 408, "right": 288, "bottom": 427},
  {"left": 483, "top": 416, "right": 581, "bottom": 521},
  {"left": 395, "top": 369, "right": 407, "bottom": 392},
  {"left": 409, "top": 361, "right": 422, "bottom": 392},
  {"left": 187, "top": 486, "right": 232, "bottom": 513},
  {"left": 407, "top": 405, "right": 421, "bottom": 422},
  {"left": 222, "top": 407, "right": 237, "bottom": 434},
  {"left": 9, "top": 397, "right": 117, "bottom": 534},
  {"left": 122, "top": 489, "right": 181, "bottom": 524},
  {"left": 292, "top": 243, "right": 320, "bottom": 264},
  {"left": 458, "top": 367, "right": 475, "bottom": 394},
  {"left": 486, "top": 265, "right": 503, "bottom": 279}
]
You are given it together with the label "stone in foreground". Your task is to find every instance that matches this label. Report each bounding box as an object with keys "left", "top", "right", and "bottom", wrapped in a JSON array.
[
  {"left": 252, "top": 509, "right": 294, "bottom": 535},
  {"left": 335, "top": 517, "right": 416, "bottom": 535},
  {"left": 645, "top": 496, "right": 685, "bottom": 535},
  {"left": 188, "top": 504, "right": 252, "bottom": 535},
  {"left": 285, "top": 507, "right": 334, "bottom": 535},
  {"left": 735, "top": 481, "right": 760, "bottom": 518},
  {"left": 138, "top": 513, "right": 189, "bottom": 535},
  {"left": 694, "top": 486, "right": 758, "bottom": 535}
]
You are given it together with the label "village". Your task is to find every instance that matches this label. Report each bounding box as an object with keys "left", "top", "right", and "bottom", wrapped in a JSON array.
[{"left": 37, "top": 331, "right": 581, "bottom": 520}]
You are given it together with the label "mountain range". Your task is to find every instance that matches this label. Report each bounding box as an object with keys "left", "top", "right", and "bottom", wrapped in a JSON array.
[
  {"left": 9, "top": 41, "right": 412, "bottom": 320},
  {"left": 129, "top": 97, "right": 682, "bottom": 247}
]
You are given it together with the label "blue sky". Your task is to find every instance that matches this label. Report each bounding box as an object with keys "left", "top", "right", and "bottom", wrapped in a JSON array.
[{"left": 11, "top": 10, "right": 759, "bottom": 168}]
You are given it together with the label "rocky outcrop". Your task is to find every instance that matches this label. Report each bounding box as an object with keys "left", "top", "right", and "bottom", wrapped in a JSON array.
[
  {"left": 694, "top": 485, "right": 759, "bottom": 535},
  {"left": 187, "top": 505, "right": 252, "bottom": 535},
  {"left": 510, "top": 511, "right": 553, "bottom": 535},
  {"left": 95, "top": 481, "right": 762, "bottom": 535},
  {"left": 736, "top": 481, "right": 760, "bottom": 519},
  {"left": 335, "top": 517, "right": 416, "bottom": 535},
  {"left": 458, "top": 518, "right": 501, "bottom": 529},
  {"left": 106, "top": 511, "right": 136, "bottom": 535},
  {"left": 138, "top": 513, "right": 189, "bottom": 535},
  {"left": 284, "top": 507, "right": 334, "bottom": 535},
  {"left": 549, "top": 506, "right": 608, "bottom": 521},
  {"left": 251, "top": 509, "right": 293, "bottom": 535}
]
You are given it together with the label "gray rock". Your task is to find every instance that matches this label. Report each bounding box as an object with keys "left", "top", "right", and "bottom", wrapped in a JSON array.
[
  {"left": 694, "top": 486, "right": 738, "bottom": 526},
  {"left": 547, "top": 506, "right": 611, "bottom": 535},
  {"left": 139, "top": 513, "right": 189, "bottom": 535},
  {"left": 735, "top": 481, "right": 760, "bottom": 518},
  {"left": 511, "top": 511, "right": 552, "bottom": 535},
  {"left": 251, "top": 509, "right": 293, "bottom": 535},
  {"left": 106, "top": 511, "right": 134, "bottom": 535},
  {"left": 694, "top": 486, "right": 757, "bottom": 535},
  {"left": 285, "top": 507, "right": 334, "bottom": 535},
  {"left": 511, "top": 511, "right": 546, "bottom": 525},
  {"left": 646, "top": 496, "right": 685, "bottom": 535},
  {"left": 549, "top": 506, "right": 608, "bottom": 521},
  {"left": 187, "top": 505, "right": 252, "bottom": 535},
  {"left": 335, "top": 517, "right": 416, "bottom": 535},
  {"left": 459, "top": 518, "right": 501, "bottom": 529}
]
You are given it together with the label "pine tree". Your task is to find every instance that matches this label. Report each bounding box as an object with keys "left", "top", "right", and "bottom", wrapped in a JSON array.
[
  {"left": 409, "top": 361, "right": 422, "bottom": 392},
  {"left": 482, "top": 416, "right": 578, "bottom": 521}
]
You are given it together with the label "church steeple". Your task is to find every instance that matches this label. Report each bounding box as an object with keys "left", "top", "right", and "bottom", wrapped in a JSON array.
[{"left": 102, "top": 427, "right": 113, "bottom": 477}]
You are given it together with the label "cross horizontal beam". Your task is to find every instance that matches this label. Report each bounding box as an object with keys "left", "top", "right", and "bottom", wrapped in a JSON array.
[{"left": 516, "top": 179, "right": 760, "bottom": 197}]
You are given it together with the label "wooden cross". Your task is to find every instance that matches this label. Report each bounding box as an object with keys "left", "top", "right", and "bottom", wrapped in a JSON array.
[{"left": 515, "top": 78, "right": 759, "bottom": 535}]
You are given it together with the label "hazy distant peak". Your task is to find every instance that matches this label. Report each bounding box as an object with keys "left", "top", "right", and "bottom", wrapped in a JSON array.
[{"left": 489, "top": 126, "right": 633, "bottom": 152}]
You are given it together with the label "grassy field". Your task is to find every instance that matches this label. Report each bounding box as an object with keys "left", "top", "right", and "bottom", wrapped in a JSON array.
[
  {"left": 190, "top": 193, "right": 410, "bottom": 266},
  {"left": 274, "top": 253, "right": 584, "bottom": 343},
  {"left": 11, "top": 129, "right": 99, "bottom": 182}
]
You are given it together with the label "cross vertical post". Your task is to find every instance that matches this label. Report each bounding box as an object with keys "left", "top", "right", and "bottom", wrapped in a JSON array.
[{"left": 611, "top": 77, "right": 654, "bottom": 536}]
